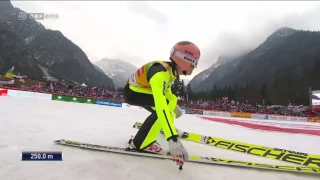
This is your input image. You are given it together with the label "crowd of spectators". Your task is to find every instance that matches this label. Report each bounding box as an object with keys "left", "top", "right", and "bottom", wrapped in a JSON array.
[
  {"left": 1, "top": 77, "right": 319, "bottom": 117},
  {"left": 0, "top": 79, "right": 123, "bottom": 102},
  {"left": 178, "top": 98, "right": 320, "bottom": 117}
]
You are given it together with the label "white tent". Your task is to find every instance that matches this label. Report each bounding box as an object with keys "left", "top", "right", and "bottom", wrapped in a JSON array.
[{"left": 80, "top": 82, "right": 87, "bottom": 87}]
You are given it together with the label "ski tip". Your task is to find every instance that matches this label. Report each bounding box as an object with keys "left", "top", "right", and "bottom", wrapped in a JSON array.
[{"left": 54, "top": 139, "right": 64, "bottom": 143}]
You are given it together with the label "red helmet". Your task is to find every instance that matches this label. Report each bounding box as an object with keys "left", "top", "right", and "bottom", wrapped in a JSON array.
[{"left": 170, "top": 41, "right": 200, "bottom": 71}]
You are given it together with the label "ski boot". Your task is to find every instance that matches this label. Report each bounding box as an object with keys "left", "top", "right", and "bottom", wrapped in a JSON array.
[{"left": 126, "top": 136, "right": 168, "bottom": 155}]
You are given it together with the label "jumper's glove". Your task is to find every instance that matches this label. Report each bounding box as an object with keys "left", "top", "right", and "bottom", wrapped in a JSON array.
[
  {"left": 168, "top": 136, "right": 189, "bottom": 167},
  {"left": 170, "top": 111, "right": 176, "bottom": 122},
  {"left": 174, "top": 105, "right": 183, "bottom": 119},
  {"left": 170, "top": 105, "right": 185, "bottom": 138}
]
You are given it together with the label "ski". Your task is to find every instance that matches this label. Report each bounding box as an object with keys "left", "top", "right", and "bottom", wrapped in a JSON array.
[
  {"left": 133, "top": 122, "right": 320, "bottom": 169},
  {"left": 54, "top": 139, "right": 320, "bottom": 174}
]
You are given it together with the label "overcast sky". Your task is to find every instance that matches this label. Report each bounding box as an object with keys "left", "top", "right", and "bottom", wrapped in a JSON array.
[{"left": 11, "top": 1, "right": 320, "bottom": 79}]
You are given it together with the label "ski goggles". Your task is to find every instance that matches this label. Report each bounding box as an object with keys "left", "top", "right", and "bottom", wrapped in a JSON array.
[{"left": 171, "top": 48, "right": 199, "bottom": 68}]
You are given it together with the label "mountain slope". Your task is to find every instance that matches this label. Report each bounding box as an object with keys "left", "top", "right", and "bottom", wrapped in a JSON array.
[
  {"left": 190, "top": 27, "right": 320, "bottom": 104},
  {"left": 0, "top": 21, "right": 44, "bottom": 77},
  {"left": 214, "top": 27, "right": 317, "bottom": 88},
  {"left": 189, "top": 54, "right": 246, "bottom": 92},
  {"left": 193, "top": 27, "right": 316, "bottom": 91},
  {"left": 94, "top": 58, "right": 137, "bottom": 89},
  {"left": 0, "top": 0, "right": 114, "bottom": 89},
  {"left": 93, "top": 64, "right": 105, "bottom": 74}
]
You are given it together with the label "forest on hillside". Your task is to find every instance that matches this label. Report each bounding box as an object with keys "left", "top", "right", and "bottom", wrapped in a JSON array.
[{"left": 171, "top": 61, "right": 320, "bottom": 106}]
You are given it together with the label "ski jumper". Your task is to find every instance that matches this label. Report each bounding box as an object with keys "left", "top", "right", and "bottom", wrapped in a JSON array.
[{"left": 124, "top": 60, "right": 179, "bottom": 150}]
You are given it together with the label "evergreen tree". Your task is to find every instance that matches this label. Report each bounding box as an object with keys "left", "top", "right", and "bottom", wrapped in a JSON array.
[
  {"left": 171, "top": 79, "right": 180, "bottom": 95},
  {"left": 117, "top": 87, "right": 124, "bottom": 92},
  {"left": 186, "top": 83, "right": 192, "bottom": 101},
  {"left": 180, "top": 80, "right": 186, "bottom": 98},
  {"left": 261, "top": 83, "right": 267, "bottom": 99},
  {"left": 171, "top": 79, "right": 186, "bottom": 98},
  {"left": 186, "top": 83, "right": 192, "bottom": 94}
]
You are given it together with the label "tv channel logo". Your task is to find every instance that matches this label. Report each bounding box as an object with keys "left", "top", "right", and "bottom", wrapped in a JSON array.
[
  {"left": 18, "top": 12, "right": 58, "bottom": 21},
  {"left": 18, "top": 12, "right": 27, "bottom": 20}
]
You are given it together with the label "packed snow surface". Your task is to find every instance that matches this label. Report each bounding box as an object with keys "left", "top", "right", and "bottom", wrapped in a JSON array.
[{"left": 0, "top": 96, "right": 319, "bottom": 180}]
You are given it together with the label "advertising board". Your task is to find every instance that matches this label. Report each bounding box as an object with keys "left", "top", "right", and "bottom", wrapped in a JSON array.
[
  {"left": 231, "top": 112, "right": 252, "bottom": 118},
  {"left": 52, "top": 94, "right": 95, "bottom": 104},
  {"left": 96, "top": 100, "right": 122, "bottom": 107}
]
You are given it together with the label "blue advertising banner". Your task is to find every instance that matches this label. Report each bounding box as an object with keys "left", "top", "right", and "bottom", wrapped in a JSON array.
[
  {"left": 252, "top": 114, "right": 268, "bottom": 120},
  {"left": 96, "top": 100, "right": 122, "bottom": 108},
  {"left": 185, "top": 109, "right": 203, "bottom": 115},
  {"left": 181, "top": 109, "right": 186, "bottom": 114}
]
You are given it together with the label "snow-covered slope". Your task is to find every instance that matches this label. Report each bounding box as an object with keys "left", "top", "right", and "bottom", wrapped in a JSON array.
[
  {"left": 1, "top": 96, "right": 319, "bottom": 180},
  {"left": 94, "top": 58, "right": 137, "bottom": 89}
]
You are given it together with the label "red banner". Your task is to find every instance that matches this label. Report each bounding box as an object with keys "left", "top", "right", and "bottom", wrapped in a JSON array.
[{"left": 0, "top": 89, "right": 8, "bottom": 96}]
